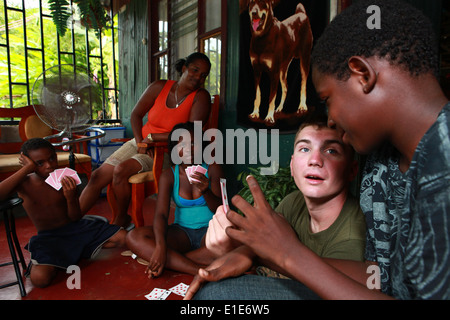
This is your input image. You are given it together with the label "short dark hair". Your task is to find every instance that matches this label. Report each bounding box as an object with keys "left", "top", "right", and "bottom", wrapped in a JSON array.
[
  {"left": 20, "top": 137, "right": 55, "bottom": 157},
  {"left": 175, "top": 52, "right": 211, "bottom": 76},
  {"left": 295, "top": 115, "right": 355, "bottom": 158},
  {"left": 311, "top": 0, "right": 439, "bottom": 80},
  {"left": 298, "top": 114, "right": 329, "bottom": 132}
]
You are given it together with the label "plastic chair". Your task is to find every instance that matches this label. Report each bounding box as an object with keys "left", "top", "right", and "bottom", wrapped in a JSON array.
[
  {"left": 0, "top": 197, "right": 27, "bottom": 297},
  {"left": 107, "top": 95, "right": 220, "bottom": 227}
]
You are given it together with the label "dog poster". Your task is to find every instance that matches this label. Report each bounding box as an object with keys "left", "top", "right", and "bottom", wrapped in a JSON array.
[{"left": 237, "top": 0, "right": 328, "bottom": 132}]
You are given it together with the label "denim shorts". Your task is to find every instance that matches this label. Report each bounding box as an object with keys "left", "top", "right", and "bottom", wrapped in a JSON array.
[{"left": 171, "top": 224, "right": 208, "bottom": 250}]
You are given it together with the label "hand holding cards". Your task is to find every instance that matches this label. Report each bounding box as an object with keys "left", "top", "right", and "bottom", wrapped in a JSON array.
[
  {"left": 185, "top": 165, "right": 207, "bottom": 183},
  {"left": 45, "top": 167, "right": 81, "bottom": 190}
]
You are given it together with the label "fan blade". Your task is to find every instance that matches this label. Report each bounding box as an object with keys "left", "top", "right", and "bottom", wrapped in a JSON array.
[{"left": 32, "top": 64, "right": 101, "bottom": 133}]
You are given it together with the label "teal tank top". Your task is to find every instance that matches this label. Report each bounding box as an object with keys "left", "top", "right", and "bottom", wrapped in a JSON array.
[{"left": 171, "top": 163, "right": 214, "bottom": 229}]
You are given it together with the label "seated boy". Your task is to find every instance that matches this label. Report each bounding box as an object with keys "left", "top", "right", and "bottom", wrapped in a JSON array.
[
  {"left": 185, "top": 116, "right": 365, "bottom": 299},
  {"left": 0, "top": 138, "right": 126, "bottom": 288}
]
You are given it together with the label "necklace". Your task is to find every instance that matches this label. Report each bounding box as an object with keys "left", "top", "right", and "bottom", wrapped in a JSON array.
[{"left": 174, "top": 84, "right": 188, "bottom": 108}]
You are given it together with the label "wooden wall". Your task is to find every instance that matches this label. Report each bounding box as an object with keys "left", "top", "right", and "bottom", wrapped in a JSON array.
[{"left": 118, "top": 0, "right": 149, "bottom": 137}]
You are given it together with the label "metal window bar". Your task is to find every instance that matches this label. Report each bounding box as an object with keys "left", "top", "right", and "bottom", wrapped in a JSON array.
[
  {"left": 0, "top": 0, "right": 119, "bottom": 124},
  {"left": 202, "top": 35, "right": 221, "bottom": 96}
]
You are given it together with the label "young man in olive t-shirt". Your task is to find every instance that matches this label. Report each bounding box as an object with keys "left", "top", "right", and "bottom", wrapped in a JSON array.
[
  {"left": 256, "top": 118, "right": 365, "bottom": 278},
  {"left": 184, "top": 117, "right": 365, "bottom": 299}
]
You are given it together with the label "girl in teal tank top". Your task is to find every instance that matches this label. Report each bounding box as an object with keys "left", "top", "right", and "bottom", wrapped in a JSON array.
[
  {"left": 126, "top": 122, "right": 225, "bottom": 278},
  {"left": 171, "top": 163, "right": 214, "bottom": 229}
]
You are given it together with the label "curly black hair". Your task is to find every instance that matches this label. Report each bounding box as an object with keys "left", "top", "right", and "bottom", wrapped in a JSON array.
[
  {"left": 311, "top": 0, "right": 439, "bottom": 80},
  {"left": 20, "top": 137, "right": 55, "bottom": 157}
]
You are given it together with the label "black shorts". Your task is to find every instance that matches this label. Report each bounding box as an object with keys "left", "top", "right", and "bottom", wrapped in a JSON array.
[
  {"left": 26, "top": 218, "right": 121, "bottom": 269},
  {"left": 171, "top": 224, "right": 207, "bottom": 250}
]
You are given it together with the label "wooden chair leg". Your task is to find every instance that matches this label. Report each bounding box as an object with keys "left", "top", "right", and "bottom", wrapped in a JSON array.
[
  {"left": 130, "top": 183, "right": 145, "bottom": 227},
  {"left": 108, "top": 182, "right": 146, "bottom": 227}
]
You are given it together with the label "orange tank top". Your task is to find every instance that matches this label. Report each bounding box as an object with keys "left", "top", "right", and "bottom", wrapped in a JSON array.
[{"left": 141, "top": 80, "right": 198, "bottom": 137}]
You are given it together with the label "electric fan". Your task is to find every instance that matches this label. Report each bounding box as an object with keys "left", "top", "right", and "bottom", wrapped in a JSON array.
[{"left": 31, "top": 64, "right": 106, "bottom": 168}]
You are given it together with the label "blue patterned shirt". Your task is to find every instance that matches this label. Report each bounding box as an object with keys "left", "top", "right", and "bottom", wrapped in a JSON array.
[{"left": 360, "top": 103, "right": 450, "bottom": 299}]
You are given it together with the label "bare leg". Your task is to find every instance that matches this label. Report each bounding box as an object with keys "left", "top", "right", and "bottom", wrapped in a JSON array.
[
  {"left": 29, "top": 264, "right": 59, "bottom": 288},
  {"left": 80, "top": 163, "right": 114, "bottom": 214},
  {"left": 126, "top": 226, "right": 200, "bottom": 276},
  {"left": 186, "top": 245, "right": 217, "bottom": 266},
  {"left": 111, "top": 158, "right": 142, "bottom": 227},
  {"left": 103, "top": 229, "right": 127, "bottom": 248}
]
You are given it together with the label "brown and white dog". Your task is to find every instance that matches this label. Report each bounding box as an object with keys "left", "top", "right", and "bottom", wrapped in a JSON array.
[{"left": 242, "top": 0, "right": 313, "bottom": 124}]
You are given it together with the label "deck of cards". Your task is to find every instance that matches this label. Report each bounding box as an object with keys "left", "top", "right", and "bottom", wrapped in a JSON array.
[
  {"left": 145, "top": 282, "right": 189, "bottom": 300},
  {"left": 45, "top": 167, "right": 81, "bottom": 190},
  {"left": 185, "top": 165, "right": 207, "bottom": 184}
]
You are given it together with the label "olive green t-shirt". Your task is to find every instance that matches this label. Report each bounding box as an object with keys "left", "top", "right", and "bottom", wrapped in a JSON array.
[{"left": 275, "top": 190, "right": 366, "bottom": 261}]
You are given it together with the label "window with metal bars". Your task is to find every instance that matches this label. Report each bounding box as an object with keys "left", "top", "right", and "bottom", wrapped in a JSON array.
[{"left": 0, "top": 0, "right": 119, "bottom": 124}]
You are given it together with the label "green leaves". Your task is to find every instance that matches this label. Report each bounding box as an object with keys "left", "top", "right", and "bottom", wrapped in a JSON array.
[
  {"left": 48, "top": 0, "right": 71, "bottom": 37},
  {"left": 48, "top": 0, "right": 107, "bottom": 37},
  {"left": 76, "top": 0, "right": 108, "bottom": 37},
  {"left": 237, "top": 166, "right": 298, "bottom": 210}
]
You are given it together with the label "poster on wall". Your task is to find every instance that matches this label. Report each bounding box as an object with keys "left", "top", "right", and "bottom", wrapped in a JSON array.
[{"left": 237, "top": 0, "right": 329, "bottom": 133}]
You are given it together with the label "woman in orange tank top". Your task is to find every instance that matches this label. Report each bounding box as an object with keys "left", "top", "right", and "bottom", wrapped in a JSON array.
[{"left": 80, "top": 52, "right": 212, "bottom": 228}]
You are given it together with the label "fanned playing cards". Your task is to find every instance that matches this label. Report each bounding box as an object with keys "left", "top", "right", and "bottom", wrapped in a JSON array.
[
  {"left": 45, "top": 167, "right": 81, "bottom": 190},
  {"left": 185, "top": 165, "right": 207, "bottom": 184}
]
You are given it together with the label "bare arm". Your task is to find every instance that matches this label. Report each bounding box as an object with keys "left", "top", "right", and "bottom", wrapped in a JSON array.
[
  {"left": 147, "top": 168, "right": 174, "bottom": 277},
  {"left": 188, "top": 89, "right": 211, "bottom": 125},
  {"left": 60, "top": 176, "right": 82, "bottom": 221},
  {"left": 184, "top": 245, "right": 255, "bottom": 300},
  {"left": 130, "top": 81, "right": 166, "bottom": 144},
  {"left": 0, "top": 153, "right": 35, "bottom": 201},
  {"left": 225, "top": 175, "right": 393, "bottom": 300}
]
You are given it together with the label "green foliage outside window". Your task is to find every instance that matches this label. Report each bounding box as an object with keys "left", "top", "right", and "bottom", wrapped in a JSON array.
[{"left": 0, "top": 1, "right": 118, "bottom": 121}]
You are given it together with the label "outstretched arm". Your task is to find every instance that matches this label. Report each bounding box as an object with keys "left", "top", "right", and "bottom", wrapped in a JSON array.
[
  {"left": 184, "top": 245, "right": 255, "bottom": 300},
  {"left": 225, "top": 175, "right": 392, "bottom": 300}
]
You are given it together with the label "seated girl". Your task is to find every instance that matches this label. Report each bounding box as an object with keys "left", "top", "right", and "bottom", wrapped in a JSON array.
[{"left": 125, "top": 122, "right": 224, "bottom": 277}]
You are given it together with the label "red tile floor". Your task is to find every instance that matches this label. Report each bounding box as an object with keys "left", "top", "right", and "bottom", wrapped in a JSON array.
[{"left": 0, "top": 195, "right": 193, "bottom": 300}]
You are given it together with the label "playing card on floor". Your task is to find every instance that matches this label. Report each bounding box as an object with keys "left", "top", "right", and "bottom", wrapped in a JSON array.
[
  {"left": 145, "top": 288, "right": 170, "bottom": 300},
  {"left": 168, "top": 282, "right": 189, "bottom": 297}
]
